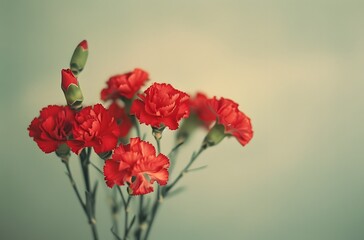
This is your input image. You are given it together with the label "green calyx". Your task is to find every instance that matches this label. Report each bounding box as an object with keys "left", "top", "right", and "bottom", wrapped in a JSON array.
[
  {"left": 203, "top": 123, "right": 226, "bottom": 148},
  {"left": 64, "top": 84, "right": 84, "bottom": 109}
]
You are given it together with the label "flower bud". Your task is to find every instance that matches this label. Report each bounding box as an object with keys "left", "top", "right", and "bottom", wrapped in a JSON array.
[
  {"left": 70, "top": 40, "right": 88, "bottom": 75},
  {"left": 152, "top": 125, "right": 166, "bottom": 140},
  {"left": 203, "top": 123, "right": 226, "bottom": 148},
  {"left": 61, "top": 69, "right": 83, "bottom": 109}
]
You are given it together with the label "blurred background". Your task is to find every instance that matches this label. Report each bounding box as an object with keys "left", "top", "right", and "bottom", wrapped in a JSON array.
[{"left": 1, "top": 0, "right": 364, "bottom": 239}]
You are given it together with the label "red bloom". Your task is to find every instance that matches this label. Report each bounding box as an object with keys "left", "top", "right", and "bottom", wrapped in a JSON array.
[
  {"left": 208, "top": 97, "right": 253, "bottom": 146},
  {"left": 101, "top": 68, "right": 149, "bottom": 100},
  {"left": 68, "top": 104, "right": 120, "bottom": 154},
  {"left": 28, "top": 105, "right": 74, "bottom": 153},
  {"left": 108, "top": 102, "right": 133, "bottom": 138},
  {"left": 103, "top": 138, "right": 170, "bottom": 195},
  {"left": 189, "top": 92, "right": 216, "bottom": 127},
  {"left": 130, "top": 83, "right": 190, "bottom": 130}
]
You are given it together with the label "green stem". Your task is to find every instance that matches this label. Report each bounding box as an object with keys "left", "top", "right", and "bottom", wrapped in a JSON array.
[
  {"left": 143, "top": 136, "right": 163, "bottom": 240},
  {"left": 135, "top": 195, "right": 144, "bottom": 240},
  {"left": 165, "top": 146, "right": 205, "bottom": 194},
  {"left": 63, "top": 160, "right": 86, "bottom": 214},
  {"left": 111, "top": 188, "right": 120, "bottom": 240},
  {"left": 132, "top": 116, "right": 141, "bottom": 138},
  {"left": 79, "top": 148, "right": 99, "bottom": 240},
  {"left": 143, "top": 198, "right": 160, "bottom": 240},
  {"left": 143, "top": 146, "right": 206, "bottom": 240},
  {"left": 167, "top": 141, "right": 184, "bottom": 176},
  {"left": 123, "top": 196, "right": 132, "bottom": 239}
]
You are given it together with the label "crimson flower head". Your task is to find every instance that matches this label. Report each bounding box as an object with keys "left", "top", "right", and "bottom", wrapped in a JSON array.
[
  {"left": 206, "top": 97, "right": 253, "bottom": 147},
  {"left": 103, "top": 137, "right": 170, "bottom": 195},
  {"left": 101, "top": 68, "right": 149, "bottom": 101},
  {"left": 130, "top": 83, "right": 190, "bottom": 130},
  {"left": 68, "top": 104, "right": 120, "bottom": 154},
  {"left": 108, "top": 102, "right": 133, "bottom": 138},
  {"left": 28, "top": 105, "right": 74, "bottom": 153}
]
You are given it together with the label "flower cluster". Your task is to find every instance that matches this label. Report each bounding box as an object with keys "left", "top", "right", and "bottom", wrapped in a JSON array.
[
  {"left": 27, "top": 40, "right": 255, "bottom": 240},
  {"left": 28, "top": 40, "right": 254, "bottom": 197}
]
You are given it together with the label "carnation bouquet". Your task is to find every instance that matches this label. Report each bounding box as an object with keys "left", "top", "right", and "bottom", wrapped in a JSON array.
[{"left": 27, "top": 40, "right": 253, "bottom": 240}]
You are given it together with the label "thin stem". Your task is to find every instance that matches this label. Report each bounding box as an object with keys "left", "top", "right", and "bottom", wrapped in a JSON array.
[
  {"left": 165, "top": 147, "right": 205, "bottom": 194},
  {"left": 80, "top": 148, "right": 92, "bottom": 190},
  {"left": 143, "top": 146, "right": 206, "bottom": 240},
  {"left": 132, "top": 116, "right": 141, "bottom": 138},
  {"left": 123, "top": 196, "right": 132, "bottom": 239},
  {"left": 143, "top": 197, "right": 160, "bottom": 240},
  {"left": 90, "top": 162, "right": 103, "bottom": 175},
  {"left": 79, "top": 148, "right": 99, "bottom": 240},
  {"left": 167, "top": 141, "right": 184, "bottom": 176},
  {"left": 126, "top": 215, "right": 136, "bottom": 237},
  {"left": 154, "top": 136, "right": 161, "bottom": 155},
  {"left": 117, "top": 186, "right": 127, "bottom": 207},
  {"left": 143, "top": 136, "right": 162, "bottom": 240},
  {"left": 135, "top": 195, "right": 145, "bottom": 240},
  {"left": 63, "top": 160, "right": 86, "bottom": 214},
  {"left": 117, "top": 187, "right": 134, "bottom": 240},
  {"left": 111, "top": 188, "right": 120, "bottom": 240}
]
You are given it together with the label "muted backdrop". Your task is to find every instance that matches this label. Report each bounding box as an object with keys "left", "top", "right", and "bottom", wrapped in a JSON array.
[{"left": 1, "top": 0, "right": 364, "bottom": 239}]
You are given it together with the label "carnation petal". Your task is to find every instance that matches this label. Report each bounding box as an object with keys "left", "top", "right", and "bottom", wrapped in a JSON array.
[{"left": 104, "top": 160, "right": 125, "bottom": 188}]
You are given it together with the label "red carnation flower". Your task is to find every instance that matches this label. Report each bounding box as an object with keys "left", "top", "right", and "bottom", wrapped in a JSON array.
[
  {"left": 28, "top": 105, "right": 74, "bottom": 153},
  {"left": 189, "top": 92, "right": 216, "bottom": 127},
  {"left": 68, "top": 104, "right": 120, "bottom": 154},
  {"left": 208, "top": 97, "right": 253, "bottom": 146},
  {"left": 101, "top": 68, "right": 149, "bottom": 100},
  {"left": 108, "top": 102, "right": 133, "bottom": 138},
  {"left": 103, "top": 137, "right": 170, "bottom": 195},
  {"left": 130, "top": 83, "right": 190, "bottom": 130}
]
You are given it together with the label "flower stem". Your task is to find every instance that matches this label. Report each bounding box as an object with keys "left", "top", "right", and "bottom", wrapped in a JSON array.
[
  {"left": 123, "top": 196, "right": 132, "bottom": 239},
  {"left": 167, "top": 141, "right": 184, "bottom": 176},
  {"left": 143, "top": 145, "right": 206, "bottom": 240},
  {"left": 79, "top": 147, "right": 99, "bottom": 240},
  {"left": 143, "top": 197, "right": 161, "bottom": 240},
  {"left": 132, "top": 116, "right": 141, "bottom": 138},
  {"left": 135, "top": 195, "right": 145, "bottom": 240},
  {"left": 63, "top": 160, "right": 86, "bottom": 214},
  {"left": 117, "top": 187, "right": 134, "bottom": 240},
  {"left": 111, "top": 188, "right": 120, "bottom": 240},
  {"left": 165, "top": 146, "right": 205, "bottom": 194}
]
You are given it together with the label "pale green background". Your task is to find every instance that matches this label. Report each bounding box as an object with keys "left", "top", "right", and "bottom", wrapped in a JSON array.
[{"left": 1, "top": 0, "right": 364, "bottom": 239}]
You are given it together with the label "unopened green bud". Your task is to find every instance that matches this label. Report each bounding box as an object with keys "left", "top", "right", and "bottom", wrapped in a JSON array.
[{"left": 70, "top": 40, "right": 88, "bottom": 75}]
